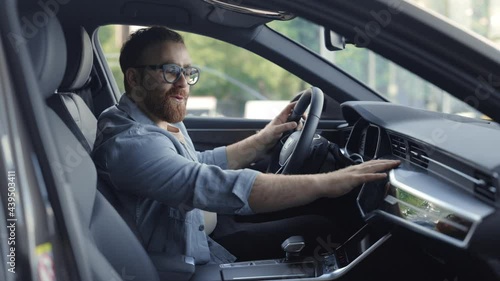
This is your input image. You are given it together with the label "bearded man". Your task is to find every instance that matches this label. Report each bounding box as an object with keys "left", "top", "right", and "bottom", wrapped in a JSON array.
[{"left": 92, "top": 26, "right": 399, "bottom": 269}]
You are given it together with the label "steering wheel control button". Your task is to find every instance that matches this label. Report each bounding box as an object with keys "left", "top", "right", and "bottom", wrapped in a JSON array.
[
  {"left": 283, "top": 136, "right": 295, "bottom": 151},
  {"left": 279, "top": 132, "right": 300, "bottom": 166}
]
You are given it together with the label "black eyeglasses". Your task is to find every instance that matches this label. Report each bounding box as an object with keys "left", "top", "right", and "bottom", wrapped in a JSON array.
[{"left": 133, "top": 64, "right": 200, "bottom": 85}]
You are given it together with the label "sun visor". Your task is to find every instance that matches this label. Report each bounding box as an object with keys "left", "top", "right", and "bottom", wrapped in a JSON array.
[
  {"left": 207, "top": 7, "right": 271, "bottom": 28},
  {"left": 204, "top": 0, "right": 294, "bottom": 28}
]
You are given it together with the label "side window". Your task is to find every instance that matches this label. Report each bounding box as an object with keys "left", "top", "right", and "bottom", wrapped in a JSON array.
[{"left": 98, "top": 25, "right": 310, "bottom": 119}]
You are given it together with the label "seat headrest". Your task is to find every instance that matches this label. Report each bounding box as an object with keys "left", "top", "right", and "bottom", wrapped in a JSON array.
[
  {"left": 26, "top": 13, "right": 67, "bottom": 98},
  {"left": 59, "top": 26, "right": 94, "bottom": 91}
]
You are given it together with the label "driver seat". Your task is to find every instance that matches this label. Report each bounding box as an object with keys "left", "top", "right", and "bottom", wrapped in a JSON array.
[{"left": 25, "top": 10, "right": 194, "bottom": 281}]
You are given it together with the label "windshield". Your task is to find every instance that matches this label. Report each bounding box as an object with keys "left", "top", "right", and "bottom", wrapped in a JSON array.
[
  {"left": 268, "top": 1, "right": 499, "bottom": 120},
  {"left": 406, "top": 0, "right": 500, "bottom": 45}
]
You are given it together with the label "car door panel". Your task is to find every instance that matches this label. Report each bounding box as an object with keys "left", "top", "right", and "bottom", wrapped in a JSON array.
[{"left": 184, "top": 117, "right": 349, "bottom": 151}]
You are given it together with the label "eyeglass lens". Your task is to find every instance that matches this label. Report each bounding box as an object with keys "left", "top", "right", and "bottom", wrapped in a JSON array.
[{"left": 163, "top": 65, "right": 199, "bottom": 85}]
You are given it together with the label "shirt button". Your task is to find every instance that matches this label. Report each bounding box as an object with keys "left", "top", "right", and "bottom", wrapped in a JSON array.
[{"left": 199, "top": 225, "right": 205, "bottom": 231}]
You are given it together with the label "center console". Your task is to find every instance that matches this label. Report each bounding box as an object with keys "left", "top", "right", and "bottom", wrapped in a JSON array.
[
  {"left": 220, "top": 259, "right": 317, "bottom": 280},
  {"left": 190, "top": 224, "right": 390, "bottom": 281}
]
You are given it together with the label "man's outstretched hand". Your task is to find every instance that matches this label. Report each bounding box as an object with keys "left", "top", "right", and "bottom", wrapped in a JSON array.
[
  {"left": 317, "top": 159, "right": 400, "bottom": 198},
  {"left": 249, "top": 159, "right": 401, "bottom": 213}
]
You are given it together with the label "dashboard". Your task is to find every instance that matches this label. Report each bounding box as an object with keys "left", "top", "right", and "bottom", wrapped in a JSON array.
[
  {"left": 188, "top": 101, "right": 500, "bottom": 281},
  {"left": 340, "top": 101, "right": 500, "bottom": 253}
]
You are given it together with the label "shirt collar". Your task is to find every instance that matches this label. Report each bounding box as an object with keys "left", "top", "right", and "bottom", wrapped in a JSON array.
[{"left": 118, "top": 94, "right": 156, "bottom": 126}]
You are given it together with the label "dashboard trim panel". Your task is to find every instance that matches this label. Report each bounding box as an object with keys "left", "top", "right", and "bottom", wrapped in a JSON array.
[{"left": 422, "top": 155, "right": 484, "bottom": 186}]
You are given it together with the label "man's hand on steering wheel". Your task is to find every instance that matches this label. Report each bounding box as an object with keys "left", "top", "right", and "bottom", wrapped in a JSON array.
[
  {"left": 266, "top": 87, "right": 324, "bottom": 175},
  {"left": 225, "top": 102, "right": 301, "bottom": 170},
  {"left": 256, "top": 101, "right": 301, "bottom": 152}
]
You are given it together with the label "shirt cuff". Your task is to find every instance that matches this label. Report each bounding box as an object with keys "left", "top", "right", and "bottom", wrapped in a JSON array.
[
  {"left": 232, "top": 168, "right": 260, "bottom": 215},
  {"left": 212, "top": 146, "right": 229, "bottom": 169}
]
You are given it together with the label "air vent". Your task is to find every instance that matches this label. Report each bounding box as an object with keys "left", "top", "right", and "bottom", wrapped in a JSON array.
[
  {"left": 388, "top": 133, "right": 406, "bottom": 158},
  {"left": 474, "top": 171, "right": 497, "bottom": 202},
  {"left": 408, "top": 141, "right": 429, "bottom": 169}
]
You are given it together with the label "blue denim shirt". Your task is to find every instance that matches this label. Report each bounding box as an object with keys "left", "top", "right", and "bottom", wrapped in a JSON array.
[{"left": 92, "top": 94, "right": 260, "bottom": 266}]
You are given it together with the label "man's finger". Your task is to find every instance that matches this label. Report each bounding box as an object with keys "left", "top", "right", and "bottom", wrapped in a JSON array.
[
  {"left": 360, "top": 160, "right": 400, "bottom": 173},
  {"left": 272, "top": 102, "right": 298, "bottom": 125},
  {"left": 274, "top": 121, "right": 297, "bottom": 134}
]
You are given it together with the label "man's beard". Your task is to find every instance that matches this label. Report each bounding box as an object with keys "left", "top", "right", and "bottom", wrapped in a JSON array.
[{"left": 144, "top": 88, "right": 188, "bottom": 123}]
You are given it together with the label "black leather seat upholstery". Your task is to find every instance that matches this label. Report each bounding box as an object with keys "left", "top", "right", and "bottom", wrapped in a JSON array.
[{"left": 27, "top": 14, "right": 161, "bottom": 281}]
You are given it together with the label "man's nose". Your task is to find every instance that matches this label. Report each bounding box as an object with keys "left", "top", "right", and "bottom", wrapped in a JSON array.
[{"left": 174, "top": 72, "right": 189, "bottom": 88}]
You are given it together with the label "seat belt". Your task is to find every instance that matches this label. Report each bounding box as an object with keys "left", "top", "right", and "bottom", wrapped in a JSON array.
[{"left": 47, "top": 94, "right": 93, "bottom": 153}]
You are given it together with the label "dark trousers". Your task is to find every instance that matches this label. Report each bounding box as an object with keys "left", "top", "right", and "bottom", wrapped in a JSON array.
[{"left": 210, "top": 213, "right": 342, "bottom": 261}]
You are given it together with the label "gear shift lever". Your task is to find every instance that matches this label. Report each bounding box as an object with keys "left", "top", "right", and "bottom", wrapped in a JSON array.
[{"left": 281, "top": 236, "right": 305, "bottom": 261}]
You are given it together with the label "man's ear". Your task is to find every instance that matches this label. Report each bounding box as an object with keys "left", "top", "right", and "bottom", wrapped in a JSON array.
[
  {"left": 126, "top": 68, "right": 147, "bottom": 103},
  {"left": 126, "top": 68, "right": 140, "bottom": 88}
]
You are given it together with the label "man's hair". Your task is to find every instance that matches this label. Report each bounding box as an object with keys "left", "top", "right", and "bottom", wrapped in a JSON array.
[{"left": 119, "top": 26, "right": 184, "bottom": 93}]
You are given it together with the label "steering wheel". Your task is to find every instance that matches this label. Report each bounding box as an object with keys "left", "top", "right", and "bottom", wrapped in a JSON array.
[{"left": 268, "top": 87, "right": 324, "bottom": 174}]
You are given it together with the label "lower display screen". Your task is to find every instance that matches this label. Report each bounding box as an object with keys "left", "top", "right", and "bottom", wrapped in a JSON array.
[
  {"left": 382, "top": 187, "right": 472, "bottom": 240},
  {"left": 358, "top": 179, "right": 474, "bottom": 242}
]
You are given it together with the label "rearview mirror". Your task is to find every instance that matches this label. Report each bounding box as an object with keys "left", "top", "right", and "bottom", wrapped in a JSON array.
[{"left": 324, "top": 29, "right": 346, "bottom": 51}]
